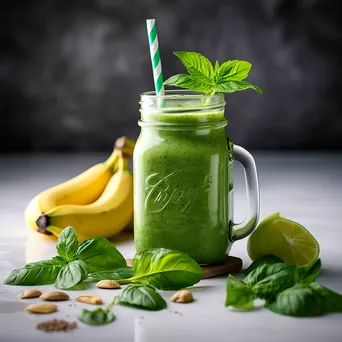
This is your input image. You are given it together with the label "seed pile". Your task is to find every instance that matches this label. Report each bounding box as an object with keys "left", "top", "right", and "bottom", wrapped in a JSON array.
[{"left": 36, "top": 319, "right": 77, "bottom": 332}]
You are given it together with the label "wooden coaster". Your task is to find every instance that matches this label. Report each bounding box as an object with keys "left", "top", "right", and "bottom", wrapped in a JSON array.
[
  {"left": 201, "top": 255, "right": 242, "bottom": 279},
  {"left": 125, "top": 255, "right": 242, "bottom": 279}
]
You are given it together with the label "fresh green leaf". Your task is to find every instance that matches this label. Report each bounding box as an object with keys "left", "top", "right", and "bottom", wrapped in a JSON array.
[
  {"left": 51, "top": 256, "right": 67, "bottom": 267},
  {"left": 119, "top": 248, "right": 203, "bottom": 290},
  {"left": 164, "top": 51, "right": 262, "bottom": 95},
  {"left": 309, "top": 282, "right": 342, "bottom": 313},
  {"left": 88, "top": 267, "right": 135, "bottom": 281},
  {"left": 78, "top": 295, "right": 117, "bottom": 325},
  {"left": 3, "top": 260, "right": 62, "bottom": 285},
  {"left": 119, "top": 284, "right": 166, "bottom": 311},
  {"left": 55, "top": 260, "right": 88, "bottom": 290},
  {"left": 164, "top": 74, "right": 213, "bottom": 93},
  {"left": 79, "top": 308, "right": 115, "bottom": 325},
  {"left": 67, "top": 282, "right": 90, "bottom": 291},
  {"left": 56, "top": 226, "right": 78, "bottom": 262},
  {"left": 76, "top": 237, "right": 126, "bottom": 273},
  {"left": 215, "top": 60, "right": 251, "bottom": 82},
  {"left": 266, "top": 282, "right": 342, "bottom": 317},
  {"left": 295, "top": 258, "right": 321, "bottom": 285},
  {"left": 225, "top": 275, "right": 256, "bottom": 310},
  {"left": 173, "top": 51, "right": 214, "bottom": 79},
  {"left": 214, "top": 80, "right": 262, "bottom": 94},
  {"left": 266, "top": 284, "right": 325, "bottom": 317},
  {"left": 243, "top": 255, "right": 284, "bottom": 277},
  {"left": 245, "top": 263, "right": 296, "bottom": 300},
  {"left": 164, "top": 51, "right": 216, "bottom": 94},
  {"left": 214, "top": 60, "right": 220, "bottom": 74}
]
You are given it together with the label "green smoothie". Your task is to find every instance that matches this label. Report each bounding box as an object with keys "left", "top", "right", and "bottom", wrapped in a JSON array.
[{"left": 134, "top": 110, "right": 233, "bottom": 264}]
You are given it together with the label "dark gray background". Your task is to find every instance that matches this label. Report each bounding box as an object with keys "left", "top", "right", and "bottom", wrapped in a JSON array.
[{"left": 1, "top": 0, "right": 341, "bottom": 152}]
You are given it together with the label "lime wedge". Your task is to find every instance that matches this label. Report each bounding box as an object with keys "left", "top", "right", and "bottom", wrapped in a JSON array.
[{"left": 247, "top": 212, "right": 320, "bottom": 266}]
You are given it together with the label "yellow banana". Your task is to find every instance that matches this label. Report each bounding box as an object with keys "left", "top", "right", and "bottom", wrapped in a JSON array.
[
  {"left": 24, "top": 149, "right": 118, "bottom": 236},
  {"left": 36, "top": 153, "right": 134, "bottom": 240}
]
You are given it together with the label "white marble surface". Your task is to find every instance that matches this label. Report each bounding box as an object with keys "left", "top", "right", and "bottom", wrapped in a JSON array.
[{"left": 0, "top": 152, "right": 342, "bottom": 342}]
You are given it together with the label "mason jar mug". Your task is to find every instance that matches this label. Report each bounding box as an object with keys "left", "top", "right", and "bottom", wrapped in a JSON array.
[{"left": 133, "top": 90, "right": 259, "bottom": 264}]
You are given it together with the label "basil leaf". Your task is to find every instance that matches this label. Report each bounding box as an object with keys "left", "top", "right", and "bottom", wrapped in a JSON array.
[
  {"left": 295, "top": 258, "right": 321, "bottom": 285},
  {"left": 164, "top": 51, "right": 262, "bottom": 96},
  {"left": 214, "top": 60, "right": 220, "bottom": 74},
  {"left": 309, "top": 282, "right": 342, "bottom": 313},
  {"left": 89, "top": 267, "right": 135, "bottom": 281},
  {"left": 243, "top": 255, "right": 284, "bottom": 277},
  {"left": 266, "top": 282, "right": 342, "bottom": 317},
  {"left": 51, "top": 256, "right": 67, "bottom": 267},
  {"left": 126, "top": 248, "right": 203, "bottom": 290},
  {"left": 56, "top": 226, "right": 78, "bottom": 262},
  {"left": 3, "top": 260, "right": 62, "bottom": 285},
  {"left": 76, "top": 237, "right": 126, "bottom": 273},
  {"left": 55, "top": 260, "right": 88, "bottom": 290},
  {"left": 79, "top": 308, "right": 115, "bottom": 326},
  {"left": 173, "top": 51, "right": 214, "bottom": 79},
  {"left": 164, "top": 74, "right": 213, "bottom": 93},
  {"left": 266, "top": 284, "right": 325, "bottom": 317},
  {"left": 215, "top": 60, "right": 251, "bottom": 82},
  {"left": 225, "top": 275, "right": 256, "bottom": 310},
  {"left": 214, "top": 80, "right": 262, "bottom": 94},
  {"left": 119, "top": 284, "right": 166, "bottom": 311},
  {"left": 245, "top": 263, "right": 296, "bottom": 300}
]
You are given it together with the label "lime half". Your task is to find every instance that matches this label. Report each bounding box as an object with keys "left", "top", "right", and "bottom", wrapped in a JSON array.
[{"left": 247, "top": 212, "right": 320, "bottom": 266}]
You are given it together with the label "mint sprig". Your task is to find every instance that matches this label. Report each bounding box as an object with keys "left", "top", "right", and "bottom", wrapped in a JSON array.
[{"left": 164, "top": 51, "right": 262, "bottom": 95}]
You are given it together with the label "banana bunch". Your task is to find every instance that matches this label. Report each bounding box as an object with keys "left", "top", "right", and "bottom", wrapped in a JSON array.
[{"left": 24, "top": 137, "right": 135, "bottom": 241}]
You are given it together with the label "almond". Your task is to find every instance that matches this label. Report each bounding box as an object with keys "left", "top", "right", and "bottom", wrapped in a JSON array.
[
  {"left": 40, "top": 291, "right": 69, "bottom": 301},
  {"left": 25, "top": 303, "right": 57, "bottom": 314},
  {"left": 170, "top": 290, "right": 193, "bottom": 303},
  {"left": 20, "top": 289, "right": 42, "bottom": 299},
  {"left": 96, "top": 280, "right": 121, "bottom": 289},
  {"left": 75, "top": 295, "right": 103, "bottom": 305}
]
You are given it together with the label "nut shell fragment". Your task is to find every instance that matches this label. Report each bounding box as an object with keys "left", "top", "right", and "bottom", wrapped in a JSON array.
[
  {"left": 75, "top": 295, "right": 103, "bottom": 305},
  {"left": 25, "top": 303, "right": 57, "bottom": 314},
  {"left": 20, "top": 289, "right": 42, "bottom": 299},
  {"left": 40, "top": 291, "right": 69, "bottom": 301},
  {"left": 170, "top": 290, "right": 193, "bottom": 303},
  {"left": 96, "top": 280, "right": 121, "bottom": 289}
]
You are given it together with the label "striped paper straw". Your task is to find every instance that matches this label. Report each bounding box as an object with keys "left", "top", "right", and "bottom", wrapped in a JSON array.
[{"left": 146, "top": 19, "right": 165, "bottom": 97}]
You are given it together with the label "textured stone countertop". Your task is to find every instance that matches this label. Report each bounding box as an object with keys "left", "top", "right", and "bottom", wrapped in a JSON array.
[{"left": 0, "top": 152, "right": 341, "bottom": 342}]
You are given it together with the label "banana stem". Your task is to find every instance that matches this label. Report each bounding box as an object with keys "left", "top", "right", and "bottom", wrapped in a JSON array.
[
  {"left": 116, "top": 151, "right": 129, "bottom": 171},
  {"left": 114, "top": 137, "right": 135, "bottom": 157},
  {"left": 103, "top": 149, "right": 118, "bottom": 169},
  {"left": 122, "top": 157, "right": 129, "bottom": 170},
  {"left": 112, "top": 158, "right": 119, "bottom": 173}
]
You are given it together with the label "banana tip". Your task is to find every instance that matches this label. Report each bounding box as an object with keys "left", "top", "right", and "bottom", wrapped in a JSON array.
[
  {"left": 114, "top": 136, "right": 127, "bottom": 150},
  {"left": 36, "top": 215, "right": 49, "bottom": 228}
]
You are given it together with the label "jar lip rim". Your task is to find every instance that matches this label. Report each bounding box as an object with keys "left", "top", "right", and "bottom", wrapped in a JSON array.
[
  {"left": 141, "top": 89, "right": 224, "bottom": 101},
  {"left": 138, "top": 119, "right": 228, "bottom": 128}
]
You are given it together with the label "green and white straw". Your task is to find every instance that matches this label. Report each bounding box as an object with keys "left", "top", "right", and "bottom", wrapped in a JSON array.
[{"left": 146, "top": 19, "right": 165, "bottom": 97}]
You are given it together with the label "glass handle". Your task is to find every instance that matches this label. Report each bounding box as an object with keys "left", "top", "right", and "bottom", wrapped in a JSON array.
[{"left": 231, "top": 144, "right": 260, "bottom": 241}]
